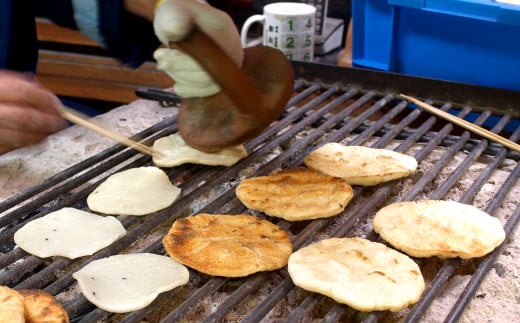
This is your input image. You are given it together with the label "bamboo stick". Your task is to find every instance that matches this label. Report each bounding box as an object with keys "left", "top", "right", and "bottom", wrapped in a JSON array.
[
  {"left": 400, "top": 94, "right": 520, "bottom": 153},
  {"left": 56, "top": 104, "right": 160, "bottom": 156}
]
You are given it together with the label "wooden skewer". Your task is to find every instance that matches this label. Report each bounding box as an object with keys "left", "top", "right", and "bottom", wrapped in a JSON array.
[
  {"left": 56, "top": 104, "right": 160, "bottom": 157},
  {"left": 400, "top": 94, "right": 520, "bottom": 153}
]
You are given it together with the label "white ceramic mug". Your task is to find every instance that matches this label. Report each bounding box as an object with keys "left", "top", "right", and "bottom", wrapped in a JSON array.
[{"left": 240, "top": 2, "right": 316, "bottom": 62}]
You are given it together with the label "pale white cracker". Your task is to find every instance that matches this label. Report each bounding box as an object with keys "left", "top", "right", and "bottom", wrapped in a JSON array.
[
  {"left": 14, "top": 207, "right": 126, "bottom": 259},
  {"left": 288, "top": 237, "right": 425, "bottom": 312},
  {"left": 372, "top": 200, "right": 506, "bottom": 259},
  {"left": 87, "top": 166, "right": 180, "bottom": 216},
  {"left": 72, "top": 253, "right": 189, "bottom": 313},
  {"left": 152, "top": 133, "right": 247, "bottom": 167},
  {"left": 304, "top": 143, "right": 417, "bottom": 186}
]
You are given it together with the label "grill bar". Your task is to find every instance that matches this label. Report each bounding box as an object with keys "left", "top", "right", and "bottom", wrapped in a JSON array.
[
  {"left": 1, "top": 62, "right": 518, "bottom": 322},
  {"left": 445, "top": 195, "right": 520, "bottom": 323},
  {"left": 276, "top": 100, "right": 452, "bottom": 322},
  {"left": 0, "top": 117, "right": 175, "bottom": 215},
  {"left": 404, "top": 114, "right": 519, "bottom": 322},
  {"left": 5, "top": 82, "right": 341, "bottom": 321}
]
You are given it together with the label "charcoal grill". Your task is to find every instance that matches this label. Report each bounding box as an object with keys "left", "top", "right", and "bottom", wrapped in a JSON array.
[{"left": 1, "top": 62, "right": 519, "bottom": 322}]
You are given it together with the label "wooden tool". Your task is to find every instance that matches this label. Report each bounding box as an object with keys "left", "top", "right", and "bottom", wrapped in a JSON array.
[
  {"left": 169, "top": 26, "right": 294, "bottom": 152},
  {"left": 56, "top": 104, "right": 160, "bottom": 156},
  {"left": 400, "top": 94, "right": 520, "bottom": 153}
]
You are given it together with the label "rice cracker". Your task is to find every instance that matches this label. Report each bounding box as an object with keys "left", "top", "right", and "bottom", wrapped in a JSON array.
[
  {"left": 152, "top": 133, "right": 247, "bottom": 167},
  {"left": 288, "top": 237, "right": 425, "bottom": 312},
  {"left": 163, "top": 214, "right": 292, "bottom": 277},
  {"left": 87, "top": 166, "right": 180, "bottom": 216},
  {"left": 19, "top": 289, "right": 69, "bottom": 323},
  {"left": 235, "top": 167, "right": 354, "bottom": 221},
  {"left": 0, "top": 286, "right": 25, "bottom": 323},
  {"left": 304, "top": 143, "right": 417, "bottom": 186},
  {"left": 373, "top": 200, "right": 506, "bottom": 259},
  {"left": 0, "top": 287, "right": 69, "bottom": 323}
]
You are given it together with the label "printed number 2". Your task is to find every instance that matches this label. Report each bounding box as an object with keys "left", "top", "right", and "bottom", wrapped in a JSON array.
[{"left": 286, "top": 37, "right": 295, "bottom": 49}]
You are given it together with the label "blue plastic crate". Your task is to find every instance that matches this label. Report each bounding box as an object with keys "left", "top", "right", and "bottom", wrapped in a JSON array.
[{"left": 352, "top": 0, "right": 520, "bottom": 91}]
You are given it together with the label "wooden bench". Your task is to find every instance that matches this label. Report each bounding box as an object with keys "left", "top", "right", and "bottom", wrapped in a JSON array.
[{"left": 35, "top": 18, "right": 172, "bottom": 104}]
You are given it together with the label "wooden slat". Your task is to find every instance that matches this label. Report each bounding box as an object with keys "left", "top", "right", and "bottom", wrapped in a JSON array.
[
  {"left": 36, "top": 18, "right": 98, "bottom": 46},
  {"left": 35, "top": 19, "right": 172, "bottom": 104},
  {"left": 38, "top": 50, "right": 160, "bottom": 70},
  {"left": 38, "top": 51, "right": 172, "bottom": 88},
  {"left": 36, "top": 75, "right": 144, "bottom": 103}
]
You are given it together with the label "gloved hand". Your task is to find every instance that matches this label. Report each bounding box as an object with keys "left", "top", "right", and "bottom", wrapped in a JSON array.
[
  {"left": 0, "top": 71, "right": 67, "bottom": 154},
  {"left": 153, "top": 0, "right": 244, "bottom": 98}
]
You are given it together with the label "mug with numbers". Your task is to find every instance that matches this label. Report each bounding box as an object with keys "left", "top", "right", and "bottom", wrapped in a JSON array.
[{"left": 240, "top": 2, "right": 316, "bottom": 62}]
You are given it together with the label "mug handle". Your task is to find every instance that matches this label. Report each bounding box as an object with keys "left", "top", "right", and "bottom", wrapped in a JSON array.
[{"left": 240, "top": 14, "right": 265, "bottom": 48}]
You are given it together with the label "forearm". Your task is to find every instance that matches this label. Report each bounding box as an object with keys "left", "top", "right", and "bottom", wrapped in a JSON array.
[
  {"left": 122, "top": 0, "right": 209, "bottom": 21},
  {"left": 123, "top": 0, "right": 157, "bottom": 21}
]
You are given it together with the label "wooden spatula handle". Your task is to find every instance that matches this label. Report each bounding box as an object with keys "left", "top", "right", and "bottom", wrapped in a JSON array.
[{"left": 169, "top": 26, "right": 271, "bottom": 119}]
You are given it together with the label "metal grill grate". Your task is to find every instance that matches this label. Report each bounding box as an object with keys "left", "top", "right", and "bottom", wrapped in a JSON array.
[{"left": 1, "top": 63, "right": 519, "bottom": 322}]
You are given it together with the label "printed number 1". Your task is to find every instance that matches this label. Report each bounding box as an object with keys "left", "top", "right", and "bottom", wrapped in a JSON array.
[{"left": 288, "top": 19, "right": 293, "bottom": 31}]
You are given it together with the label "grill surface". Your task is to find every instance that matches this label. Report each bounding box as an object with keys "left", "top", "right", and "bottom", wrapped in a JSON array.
[{"left": 1, "top": 63, "right": 519, "bottom": 322}]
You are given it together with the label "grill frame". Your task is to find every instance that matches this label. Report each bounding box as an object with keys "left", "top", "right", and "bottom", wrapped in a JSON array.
[{"left": 1, "top": 62, "right": 519, "bottom": 322}]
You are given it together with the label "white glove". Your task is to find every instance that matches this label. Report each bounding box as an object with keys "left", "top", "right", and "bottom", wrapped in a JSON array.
[{"left": 153, "top": 0, "right": 244, "bottom": 98}]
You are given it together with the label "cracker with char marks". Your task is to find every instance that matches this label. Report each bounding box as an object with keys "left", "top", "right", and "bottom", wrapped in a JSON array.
[
  {"left": 288, "top": 237, "right": 425, "bottom": 312},
  {"left": 163, "top": 214, "right": 292, "bottom": 277},
  {"left": 0, "top": 287, "right": 69, "bottom": 323},
  {"left": 19, "top": 289, "right": 69, "bottom": 323},
  {"left": 304, "top": 143, "right": 417, "bottom": 186},
  {"left": 0, "top": 286, "right": 24, "bottom": 323},
  {"left": 372, "top": 200, "right": 506, "bottom": 259},
  {"left": 235, "top": 167, "right": 354, "bottom": 221}
]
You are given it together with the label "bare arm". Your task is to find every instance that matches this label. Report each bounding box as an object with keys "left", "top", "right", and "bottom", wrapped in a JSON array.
[
  {"left": 123, "top": 0, "right": 157, "bottom": 21},
  {"left": 123, "top": 0, "right": 209, "bottom": 21}
]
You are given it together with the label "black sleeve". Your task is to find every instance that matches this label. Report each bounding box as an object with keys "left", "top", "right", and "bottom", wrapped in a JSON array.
[{"left": 0, "top": 0, "right": 38, "bottom": 72}]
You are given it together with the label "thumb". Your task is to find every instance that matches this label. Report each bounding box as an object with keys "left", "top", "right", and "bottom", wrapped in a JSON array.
[{"left": 154, "top": 1, "right": 194, "bottom": 44}]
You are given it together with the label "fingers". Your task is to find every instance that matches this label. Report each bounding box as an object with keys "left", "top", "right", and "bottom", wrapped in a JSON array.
[
  {"left": 153, "top": 0, "right": 244, "bottom": 98},
  {"left": 154, "top": 48, "right": 220, "bottom": 97},
  {"left": 179, "top": 0, "right": 244, "bottom": 67},
  {"left": 0, "top": 71, "right": 68, "bottom": 153},
  {"left": 154, "top": 1, "right": 193, "bottom": 43},
  {"left": 0, "top": 127, "right": 50, "bottom": 154},
  {"left": 0, "top": 106, "right": 67, "bottom": 153},
  {"left": 0, "top": 102, "right": 67, "bottom": 134},
  {"left": 154, "top": 0, "right": 229, "bottom": 40},
  {"left": 0, "top": 71, "right": 63, "bottom": 117},
  {"left": 154, "top": 0, "right": 243, "bottom": 66}
]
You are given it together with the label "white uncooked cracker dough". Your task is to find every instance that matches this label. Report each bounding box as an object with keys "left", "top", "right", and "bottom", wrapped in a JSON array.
[
  {"left": 72, "top": 253, "right": 189, "bottom": 313},
  {"left": 87, "top": 166, "right": 181, "bottom": 216},
  {"left": 14, "top": 207, "right": 126, "bottom": 259}
]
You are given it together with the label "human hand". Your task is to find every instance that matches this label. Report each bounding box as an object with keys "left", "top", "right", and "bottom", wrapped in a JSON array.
[
  {"left": 0, "top": 71, "right": 67, "bottom": 154},
  {"left": 153, "top": 0, "right": 244, "bottom": 98}
]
